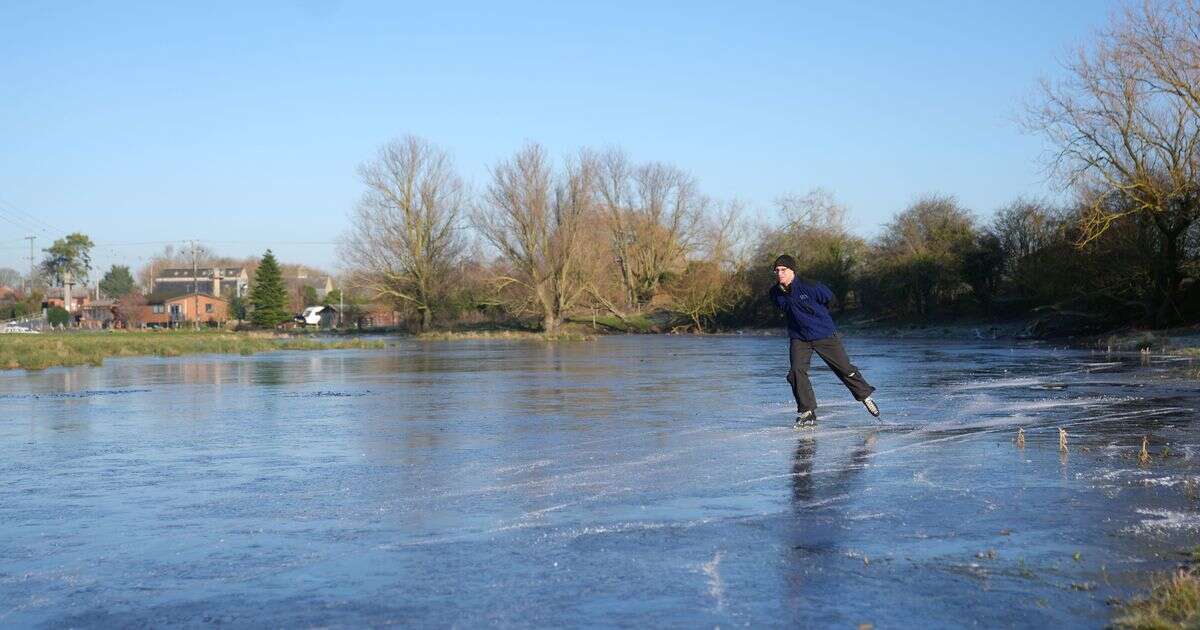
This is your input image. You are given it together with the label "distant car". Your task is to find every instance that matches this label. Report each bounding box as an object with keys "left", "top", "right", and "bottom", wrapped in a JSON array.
[{"left": 1, "top": 325, "right": 38, "bottom": 334}]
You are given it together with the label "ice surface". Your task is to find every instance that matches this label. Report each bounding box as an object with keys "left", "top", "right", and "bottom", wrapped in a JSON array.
[{"left": 0, "top": 336, "right": 1197, "bottom": 627}]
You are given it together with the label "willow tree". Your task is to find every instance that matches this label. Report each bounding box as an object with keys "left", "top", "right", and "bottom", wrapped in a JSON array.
[
  {"left": 473, "top": 143, "right": 596, "bottom": 333},
  {"left": 1027, "top": 0, "right": 1200, "bottom": 324},
  {"left": 343, "top": 135, "right": 465, "bottom": 331}
]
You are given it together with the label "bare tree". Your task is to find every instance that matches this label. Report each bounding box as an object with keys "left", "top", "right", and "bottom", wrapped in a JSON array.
[
  {"left": 473, "top": 143, "right": 596, "bottom": 333},
  {"left": 343, "top": 135, "right": 466, "bottom": 331},
  {"left": 1115, "top": 0, "right": 1200, "bottom": 119},
  {"left": 595, "top": 148, "right": 704, "bottom": 310},
  {"left": 992, "top": 198, "right": 1058, "bottom": 263},
  {"left": 757, "top": 189, "right": 864, "bottom": 309},
  {"left": 775, "top": 188, "right": 847, "bottom": 233},
  {"left": 114, "top": 291, "right": 147, "bottom": 329},
  {"left": 1027, "top": 0, "right": 1200, "bottom": 323},
  {"left": 0, "top": 267, "right": 22, "bottom": 289},
  {"left": 666, "top": 200, "right": 752, "bottom": 331}
]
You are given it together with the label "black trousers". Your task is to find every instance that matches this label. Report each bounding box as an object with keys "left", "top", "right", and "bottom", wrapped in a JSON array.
[{"left": 787, "top": 334, "right": 875, "bottom": 413}]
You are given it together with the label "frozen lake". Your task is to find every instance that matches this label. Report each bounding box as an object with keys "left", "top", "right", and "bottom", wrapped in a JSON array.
[{"left": 2, "top": 335, "right": 1198, "bottom": 627}]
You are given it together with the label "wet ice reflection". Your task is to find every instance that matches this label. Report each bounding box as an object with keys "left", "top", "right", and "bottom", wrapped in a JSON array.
[{"left": 0, "top": 336, "right": 1197, "bottom": 627}]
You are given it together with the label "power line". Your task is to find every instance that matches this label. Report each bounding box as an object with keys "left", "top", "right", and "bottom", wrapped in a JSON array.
[
  {"left": 0, "top": 206, "right": 49, "bottom": 236},
  {"left": 204, "top": 240, "right": 340, "bottom": 245},
  {"left": 0, "top": 196, "right": 63, "bottom": 235}
]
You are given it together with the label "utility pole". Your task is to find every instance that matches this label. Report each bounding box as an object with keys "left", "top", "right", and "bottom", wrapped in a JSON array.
[
  {"left": 191, "top": 240, "right": 199, "bottom": 330},
  {"left": 24, "top": 236, "right": 34, "bottom": 295}
]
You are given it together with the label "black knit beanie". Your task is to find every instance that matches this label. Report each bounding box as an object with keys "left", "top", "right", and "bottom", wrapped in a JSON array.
[{"left": 772, "top": 254, "right": 797, "bottom": 272}]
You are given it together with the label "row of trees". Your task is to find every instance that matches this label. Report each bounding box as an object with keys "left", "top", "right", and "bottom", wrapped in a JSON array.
[
  {"left": 339, "top": 132, "right": 1200, "bottom": 334},
  {"left": 342, "top": 1, "right": 1200, "bottom": 334},
  {"left": 342, "top": 136, "right": 745, "bottom": 333}
]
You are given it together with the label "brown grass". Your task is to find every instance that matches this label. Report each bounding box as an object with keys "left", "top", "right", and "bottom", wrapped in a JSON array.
[
  {"left": 0, "top": 330, "right": 384, "bottom": 371},
  {"left": 1113, "top": 568, "right": 1200, "bottom": 629}
]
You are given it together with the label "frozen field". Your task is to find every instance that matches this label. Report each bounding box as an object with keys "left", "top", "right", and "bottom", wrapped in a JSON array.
[{"left": 1, "top": 335, "right": 1198, "bottom": 627}]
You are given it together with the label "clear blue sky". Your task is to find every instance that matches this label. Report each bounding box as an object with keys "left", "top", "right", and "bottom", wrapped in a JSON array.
[{"left": 0, "top": 0, "right": 1117, "bottom": 278}]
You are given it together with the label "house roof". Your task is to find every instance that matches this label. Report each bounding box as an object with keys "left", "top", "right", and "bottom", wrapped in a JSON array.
[
  {"left": 156, "top": 267, "right": 246, "bottom": 279},
  {"left": 285, "top": 276, "right": 333, "bottom": 288}
]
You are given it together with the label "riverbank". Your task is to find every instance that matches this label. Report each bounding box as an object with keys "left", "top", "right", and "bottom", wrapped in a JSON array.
[{"left": 0, "top": 330, "right": 385, "bottom": 371}]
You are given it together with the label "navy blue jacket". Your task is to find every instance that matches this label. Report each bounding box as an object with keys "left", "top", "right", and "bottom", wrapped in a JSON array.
[{"left": 769, "top": 280, "right": 838, "bottom": 341}]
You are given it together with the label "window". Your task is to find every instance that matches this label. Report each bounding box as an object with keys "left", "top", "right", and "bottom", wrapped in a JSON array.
[
  {"left": 153, "top": 304, "right": 164, "bottom": 314},
  {"left": 205, "top": 303, "right": 213, "bottom": 313}
]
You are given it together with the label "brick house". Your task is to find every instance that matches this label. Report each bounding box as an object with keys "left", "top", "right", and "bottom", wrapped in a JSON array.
[
  {"left": 139, "top": 292, "right": 229, "bottom": 327},
  {"left": 42, "top": 286, "right": 91, "bottom": 312},
  {"left": 358, "top": 304, "right": 401, "bottom": 329},
  {"left": 79, "top": 300, "right": 117, "bottom": 329}
]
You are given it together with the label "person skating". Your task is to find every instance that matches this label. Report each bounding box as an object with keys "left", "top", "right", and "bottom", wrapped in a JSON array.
[{"left": 769, "top": 254, "right": 879, "bottom": 428}]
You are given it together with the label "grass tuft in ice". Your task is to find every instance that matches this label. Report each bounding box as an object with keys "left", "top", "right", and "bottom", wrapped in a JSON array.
[
  {"left": 1184, "top": 480, "right": 1200, "bottom": 503},
  {"left": 1113, "top": 568, "right": 1200, "bottom": 629}
]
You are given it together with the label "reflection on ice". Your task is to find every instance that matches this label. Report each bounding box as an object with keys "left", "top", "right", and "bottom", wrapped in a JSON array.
[{"left": 0, "top": 337, "right": 1197, "bottom": 627}]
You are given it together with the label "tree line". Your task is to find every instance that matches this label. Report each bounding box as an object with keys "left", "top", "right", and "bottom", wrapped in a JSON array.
[{"left": 340, "top": 2, "right": 1200, "bottom": 335}]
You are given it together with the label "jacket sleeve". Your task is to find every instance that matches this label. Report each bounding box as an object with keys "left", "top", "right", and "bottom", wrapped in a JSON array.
[
  {"left": 814, "top": 283, "right": 834, "bottom": 305},
  {"left": 769, "top": 284, "right": 788, "bottom": 309}
]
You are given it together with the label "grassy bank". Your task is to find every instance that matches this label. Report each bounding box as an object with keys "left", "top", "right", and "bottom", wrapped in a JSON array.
[
  {"left": 0, "top": 331, "right": 385, "bottom": 371},
  {"left": 583, "top": 314, "right": 659, "bottom": 333}
]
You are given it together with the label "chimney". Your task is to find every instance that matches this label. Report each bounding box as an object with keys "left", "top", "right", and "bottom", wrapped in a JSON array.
[{"left": 212, "top": 267, "right": 221, "bottom": 296}]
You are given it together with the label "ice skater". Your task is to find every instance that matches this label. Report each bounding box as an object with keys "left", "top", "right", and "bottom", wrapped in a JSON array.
[{"left": 769, "top": 254, "right": 879, "bottom": 428}]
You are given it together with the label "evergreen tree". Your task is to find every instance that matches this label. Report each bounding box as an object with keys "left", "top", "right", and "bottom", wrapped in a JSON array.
[
  {"left": 228, "top": 295, "right": 248, "bottom": 323},
  {"left": 99, "top": 265, "right": 135, "bottom": 298},
  {"left": 322, "top": 289, "right": 342, "bottom": 307},
  {"left": 250, "top": 250, "right": 290, "bottom": 328}
]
